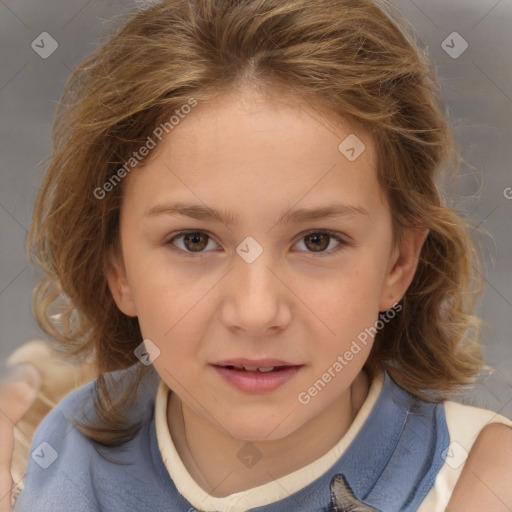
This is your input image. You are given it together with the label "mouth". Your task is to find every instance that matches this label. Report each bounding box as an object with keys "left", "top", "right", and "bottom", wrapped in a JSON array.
[
  {"left": 216, "top": 364, "right": 292, "bottom": 373},
  {"left": 211, "top": 359, "right": 303, "bottom": 393},
  {"left": 213, "top": 358, "right": 298, "bottom": 369}
]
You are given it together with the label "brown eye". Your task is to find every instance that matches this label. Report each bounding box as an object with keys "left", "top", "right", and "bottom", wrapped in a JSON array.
[
  {"left": 166, "top": 229, "right": 347, "bottom": 258},
  {"left": 167, "top": 231, "right": 217, "bottom": 255},
  {"left": 182, "top": 232, "right": 209, "bottom": 252},
  {"left": 294, "top": 230, "right": 347, "bottom": 257},
  {"left": 303, "top": 232, "right": 330, "bottom": 252}
]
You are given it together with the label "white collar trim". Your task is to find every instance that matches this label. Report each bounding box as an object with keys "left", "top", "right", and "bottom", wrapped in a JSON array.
[{"left": 155, "top": 371, "right": 384, "bottom": 512}]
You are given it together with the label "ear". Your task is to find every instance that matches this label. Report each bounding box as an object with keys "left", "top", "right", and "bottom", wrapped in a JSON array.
[
  {"left": 105, "top": 248, "right": 138, "bottom": 317},
  {"left": 378, "top": 222, "right": 429, "bottom": 312}
]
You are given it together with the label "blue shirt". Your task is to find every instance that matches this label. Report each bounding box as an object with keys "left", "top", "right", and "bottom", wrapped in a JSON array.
[{"left": 15, "top": 365, "right": 449, "bottom": 512}]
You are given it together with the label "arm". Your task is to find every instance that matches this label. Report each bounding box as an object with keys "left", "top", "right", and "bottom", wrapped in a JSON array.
[
  {"left": 446, "top": 422, "right": 512, "bottom": 512},
  {"left": 0, "top": 364, "right": 41, "bottom": 511},
  {"left": 1, "top": 340, "right": 96, "bottom": 511}
]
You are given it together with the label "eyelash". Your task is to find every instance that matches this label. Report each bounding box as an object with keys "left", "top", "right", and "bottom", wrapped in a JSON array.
[{"left": 164, "top": 230, "right": 349, "bottom": 258}]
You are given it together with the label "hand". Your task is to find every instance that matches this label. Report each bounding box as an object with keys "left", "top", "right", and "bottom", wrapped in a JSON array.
[{"left": 0, "top": 364, "right": 41, "bottom": 511}]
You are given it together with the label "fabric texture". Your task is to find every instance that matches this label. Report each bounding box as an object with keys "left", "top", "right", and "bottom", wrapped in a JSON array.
[
  {"left": 417, "top": 400, "right": 512, "bottom": 511},
  {"left": 14, "top": 363, "right": 460, "bottom": 512},
  {"left": 153, "top": 371, "right": 385, "bottom": 511}
]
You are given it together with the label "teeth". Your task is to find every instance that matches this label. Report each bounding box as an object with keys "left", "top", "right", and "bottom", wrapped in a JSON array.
[{"left": 228, "top": 365, "right": 276, "bottom": 372}]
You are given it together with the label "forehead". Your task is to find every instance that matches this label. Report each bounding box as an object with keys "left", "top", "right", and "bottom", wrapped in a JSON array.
[
  {"left": 164, "top": 89, "right": 371, "bottom": 165},
  {"left": 123, "top": 90, "right": 384, "bottom": 220}
]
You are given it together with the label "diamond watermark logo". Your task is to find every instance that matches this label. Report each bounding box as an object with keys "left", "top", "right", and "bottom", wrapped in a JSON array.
[
  {"left": 134, "top": 338, "right": 161, "bottom": 366},
  {"left": 31, "top": 441, "right": 58, "bottom": 469},
  {"left": 236, "top": 236, "right": 263, "bottom": 264},
  {"left": 441, "top": 441, "right": 468, "bottom": 469},
  {"left": 338, "top": 134, "right": 366, "bottom": 161},
  {"left": 441, "top": 32, "right": 468, "bottom": 59},
  {"left": 237, "top": 442, "right": 263, "bottom": 468},
  {"left": 31, "top": 32, "right": 59, "bottom": 59}
]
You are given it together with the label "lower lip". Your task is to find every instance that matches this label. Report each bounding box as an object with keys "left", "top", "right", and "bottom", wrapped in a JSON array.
[{"left": 212, "top": 365, "right": 302, "bottom": 393}]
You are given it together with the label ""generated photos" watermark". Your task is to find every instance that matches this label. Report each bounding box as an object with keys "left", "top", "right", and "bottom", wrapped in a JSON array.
[
  {"left": 93, "top": 98, "right": 197, "bottom": 200},
  {"left": 298, "top": 302, "right": 402, "bottom": 405}
]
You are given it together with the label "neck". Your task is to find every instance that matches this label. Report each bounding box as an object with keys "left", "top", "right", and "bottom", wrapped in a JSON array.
[{"left": 167, "top": 370, "right": 370, "bottom": 497}]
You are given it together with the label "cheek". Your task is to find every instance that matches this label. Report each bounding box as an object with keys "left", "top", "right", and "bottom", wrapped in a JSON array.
[
  {"left": 125, "top": 248, "right": 211, "bottom": 334},
  {"left": 298, "top": 260, "right": 386, "bottom": 366},
  {"left": 135, "top": 286, "right": 205, "bottom": 344},
  {"left": 305, "top": 263, "right": 383, "bottom": 325},
  {"left": 131, "top": 266, "right": 220, "bottom": 366}
]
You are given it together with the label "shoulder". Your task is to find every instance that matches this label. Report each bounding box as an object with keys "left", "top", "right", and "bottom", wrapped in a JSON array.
[
  {"left": 15, "top": 365, "right": 161, "bottom": 512},
  {"left": 14, "top": 376, "right": 105, "bottom": 511},
  {"left": 442, "top": 399, "right": 512, "bottom": 450},
  {"left": 14, "top": 384, "right": 98, "bottom": 511},
  {"left": 417, "top": 399, "right": 512, "bottom": 512},
  {"left": 447, "top": 422, "right": 512, "bottom": 511}
]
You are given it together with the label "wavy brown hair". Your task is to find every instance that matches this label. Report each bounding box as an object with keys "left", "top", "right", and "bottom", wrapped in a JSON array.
[{"left": 28, "top": 0, "right": 484, "bottom": 446}]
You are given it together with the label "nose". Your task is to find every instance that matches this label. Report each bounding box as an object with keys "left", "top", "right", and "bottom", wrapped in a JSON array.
[{"left": 221, "top": 248, "right": 292, "bottom": 337}]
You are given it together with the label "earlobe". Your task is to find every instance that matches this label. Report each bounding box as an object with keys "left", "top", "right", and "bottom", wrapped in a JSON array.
[
  {"left": 378, "top": 224, "right": 429, "bottom": 312},
  {"left": 105, "top": 249, "right": 138, "bottom": 317}
]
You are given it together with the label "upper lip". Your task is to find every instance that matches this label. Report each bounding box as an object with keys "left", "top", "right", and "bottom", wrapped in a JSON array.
[{"left": 213, "top": 358, "right": 299, "bottom": 367}]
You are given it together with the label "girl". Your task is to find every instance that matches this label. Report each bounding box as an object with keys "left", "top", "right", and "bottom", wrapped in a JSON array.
[{"left": 11, "top": 0, "right": 512, "bottom": 510}]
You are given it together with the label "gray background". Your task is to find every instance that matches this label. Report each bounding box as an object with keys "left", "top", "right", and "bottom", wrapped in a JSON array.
[{"left": 0, "top": 0, "right": 511, "bottom": 414}]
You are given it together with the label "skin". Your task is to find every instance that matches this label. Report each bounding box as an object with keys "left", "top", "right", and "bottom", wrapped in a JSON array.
[
  {"left": 107, "top": 88, "right": 428, "bottom": 497},
  {"left": 0, "top": 364, "right": 41, "bottom": 510},
  {"left": 1, "top": 368, "right": 510, "bottom": 508},
  {"left": 446, "top": 423, "right": 512, "bottom": 511},
  {"left": 1, "top": 90, "right": 509, "bottom": 509}
]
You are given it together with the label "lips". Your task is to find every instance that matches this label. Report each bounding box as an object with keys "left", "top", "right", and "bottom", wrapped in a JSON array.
[{"left": 211, "top": 358, "right": 303, "bottom": 393}]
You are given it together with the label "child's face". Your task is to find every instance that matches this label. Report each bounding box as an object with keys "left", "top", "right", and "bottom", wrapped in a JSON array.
[{"left": 109, "top": 90, "right": 420, "bottom": 441}]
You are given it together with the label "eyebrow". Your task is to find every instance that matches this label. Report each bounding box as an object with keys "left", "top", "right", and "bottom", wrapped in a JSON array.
[{"left": 145, "top": 201, "right": 369, "bottom": 226}]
